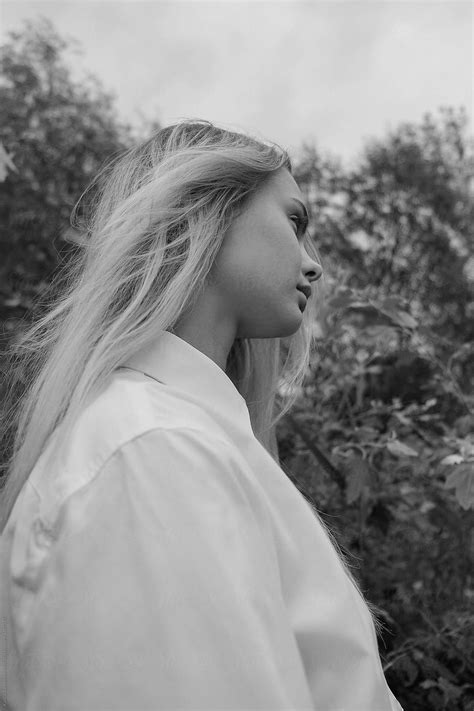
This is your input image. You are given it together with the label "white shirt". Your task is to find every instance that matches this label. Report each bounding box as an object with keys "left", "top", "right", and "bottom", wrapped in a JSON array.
[{"left": 0, "top": 330, "right": 403, "bottom": 711}]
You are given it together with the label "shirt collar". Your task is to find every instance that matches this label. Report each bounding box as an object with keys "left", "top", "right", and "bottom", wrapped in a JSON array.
[{"left": 122, "top": 330, "right": 253, "bottom": 432}]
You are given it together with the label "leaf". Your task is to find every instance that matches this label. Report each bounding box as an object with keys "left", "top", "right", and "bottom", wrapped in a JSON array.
[
  {"left": 348, "top": 301, "right": 372, "bottom": 309},
  {"left": 345, "top": 457, "right": 371, "bottom": 504},
  {"left": 444, "top": 464, "right": 474, "bottom": 510},
  {"left": 3, "top": 295, "right": 22, "bottom": 308},
  {"left": 394, "top": 411, "right": 413, "bottom": 427},
  {"left": 437, "top": 676, "right": 464, "bottom": 702},
  {"left": 395, "top": 311, "right": 418, "bottom": 329},
  {"left": 379, "top": 306, "right": 417, "bottom": 330},
  {"left": 440, "top": 454, "right": 464, "bottom": 466},
  {"left": 397, "top": 655, "right": 419, "bottom": 686},
  {"left": 380, "top": 296, "right": 405, "bottom": 311},
  {"left": 327, "top": 290, "right": 355, "bottom": 309},
  {"left": 0, "top": 141, "right": 18, "bottom": 182},
  {"left": 386, "top": 439, "right": 419, "bottom": 458}
]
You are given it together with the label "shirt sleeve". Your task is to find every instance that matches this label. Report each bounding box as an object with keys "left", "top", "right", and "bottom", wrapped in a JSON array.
[{"left": 20, "top": 427, "right": 314, "bottom": 711}]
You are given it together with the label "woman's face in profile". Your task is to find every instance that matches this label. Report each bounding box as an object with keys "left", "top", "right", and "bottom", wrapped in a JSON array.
[{"left": 210, "top": 168, "right": 323, "bottom": 340}]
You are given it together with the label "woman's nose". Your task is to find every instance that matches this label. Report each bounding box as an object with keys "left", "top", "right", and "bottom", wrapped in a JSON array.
[{"left": 307, "top": 261, "right": 323, "bottom": 282}]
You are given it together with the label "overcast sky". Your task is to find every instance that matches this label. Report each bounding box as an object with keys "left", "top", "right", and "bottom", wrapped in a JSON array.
[{"left": 2, "top": 0, "right": 472, "bottom": 167}]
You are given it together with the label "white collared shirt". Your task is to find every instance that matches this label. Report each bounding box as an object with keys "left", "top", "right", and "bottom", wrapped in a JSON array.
[{"left": 0, "top": 330, "right": 403, "bottom": 711}]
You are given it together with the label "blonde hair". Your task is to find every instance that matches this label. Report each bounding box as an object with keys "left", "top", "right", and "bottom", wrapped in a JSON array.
[
  {"left": 0, "top": 119, "right": 386, "bottom": 637},
  {"left": 0, "top": 119, "right": 325, "bottom": 532}
]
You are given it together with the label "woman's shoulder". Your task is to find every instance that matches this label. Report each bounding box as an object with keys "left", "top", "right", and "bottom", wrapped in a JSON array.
[
  {"left": 99, "top": 367, "right": 219, "bottom": 439},
  {"left": 72, "top": 367, "right": 222, "bottom": 463},
  {"left": 28, "top": 369, "right": 225, "bottom": 527}
]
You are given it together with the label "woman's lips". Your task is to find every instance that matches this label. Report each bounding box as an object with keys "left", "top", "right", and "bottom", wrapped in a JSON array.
[{"left": 297, "top": 290, "right": 307, "bottom": 309}]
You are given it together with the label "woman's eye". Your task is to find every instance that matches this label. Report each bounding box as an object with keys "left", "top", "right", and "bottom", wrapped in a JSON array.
[
  {"left": 290, "top": 215, "right": 300, "bottom": 232},
  {"left": 290, "top": 215, "right": 307, "bottom": 237}
]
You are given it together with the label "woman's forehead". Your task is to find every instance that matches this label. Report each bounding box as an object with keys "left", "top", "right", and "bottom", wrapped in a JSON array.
[{"left": 258, "top": 169, "right": 305, "bottom": 205}]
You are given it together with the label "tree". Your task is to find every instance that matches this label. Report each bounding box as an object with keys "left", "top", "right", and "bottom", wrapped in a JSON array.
[
  {"left": 294, "top": 107, "right": 474, "bottom": 343},
  {"left": 288, "top": 111, "right": 474, "bottom": 709},
  {"left": 0, "top": 17, "right": 137, "bottom": 337}
]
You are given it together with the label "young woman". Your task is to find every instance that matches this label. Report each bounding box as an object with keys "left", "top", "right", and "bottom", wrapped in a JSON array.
[{"left": 0, "top": 120, "right": 403, "bottom": 710}]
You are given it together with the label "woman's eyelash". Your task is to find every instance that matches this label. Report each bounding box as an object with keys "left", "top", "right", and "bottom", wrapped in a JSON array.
[{"left": 290, "top": 215, "right": 308, "bottom": 236}]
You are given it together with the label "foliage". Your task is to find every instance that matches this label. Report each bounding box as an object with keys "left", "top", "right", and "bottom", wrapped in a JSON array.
[
  {"left": 277, "top": 284, "right": 474, "bottom": 710},
  {"left": 1, "top": 18, "right": 473, "bottom": 711},
  {"left": 285, "top": 115, "right": 474, "bottom": 707},
  {"left": 295, "top": 107, "right": 474, "bottom": 342},
  {"left": 286, "top": 117, "right": 474, "bottom": 711},
  {"left": 0, "top": 17, "right": 136, "bottom": 348}
]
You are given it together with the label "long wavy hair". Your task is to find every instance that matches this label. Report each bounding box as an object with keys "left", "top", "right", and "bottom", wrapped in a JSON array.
[
  {"left": 0, "top": 119, "right": 386, "bottom": 635},
  {"left": 0, "top": 119, "right": 325, "bottom": 532}
]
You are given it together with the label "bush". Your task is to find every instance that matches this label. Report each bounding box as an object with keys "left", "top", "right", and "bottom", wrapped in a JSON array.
[{"left": 278, "top": 284, "right": 474, "bottom": 710}]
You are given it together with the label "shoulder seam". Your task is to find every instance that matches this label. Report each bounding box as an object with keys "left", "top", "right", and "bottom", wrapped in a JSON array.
[
  {"left": 36, "top": 426, "right": 236, "bottom": 542},
  {"left": 96, "top": 425, "right": 233, "bottom": 478}
]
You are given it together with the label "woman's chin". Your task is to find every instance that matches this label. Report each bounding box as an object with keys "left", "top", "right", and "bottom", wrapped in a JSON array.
[
  {"left": 237, "top": 304, "right": 304, "bottom": 339},
  {"left": 277, "top": 308, "right": 304, "bottom": 337}
]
